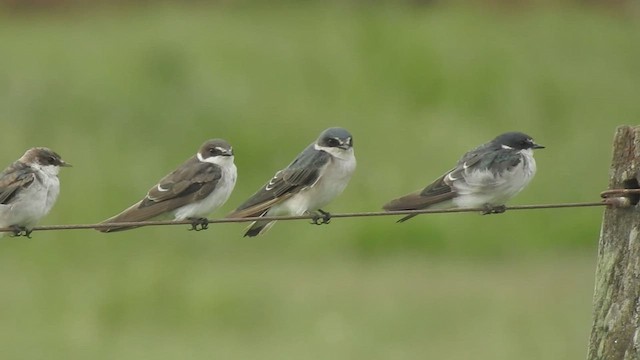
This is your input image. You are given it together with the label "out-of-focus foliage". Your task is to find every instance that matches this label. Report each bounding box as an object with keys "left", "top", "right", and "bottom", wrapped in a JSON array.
[
  {"left": 0, "top": 3, "right": 634, "bottom": 255},
  {"left": 0, "top": 3, "right": 636, "bottom": 359}
]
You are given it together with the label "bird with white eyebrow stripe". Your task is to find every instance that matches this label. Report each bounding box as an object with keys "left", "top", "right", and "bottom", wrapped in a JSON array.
[
  {"left": 98, "top": 139, "right": 237, "bottom": 232},
  {"left": 383, "top": 132, "right": 544, "bottom": 222}
]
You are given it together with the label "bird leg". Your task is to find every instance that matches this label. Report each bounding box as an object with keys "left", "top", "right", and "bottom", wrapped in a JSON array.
[
  {"left": 482, "top": 204, "right": 506, "bottom": 215},
  {"left": 9, "top": 225, "right": 31, "bottom": 238},
  {"left": 187, "top": 218, "right": 209, "bottom": 231},
  {"left": 310, "top": 209, "right": 331, "bottom": 225}
]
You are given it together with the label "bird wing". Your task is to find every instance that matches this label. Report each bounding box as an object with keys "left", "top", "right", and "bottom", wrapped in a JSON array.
[
  {"left": 381, "top": 148, "right": 488, "bottom": 218},
  {"left": 102, "top": 158, "right": 222, "bottom": 224},
  {"left": 382, "top": 170, "right": 457, "bottom": 211},
  {"left": 451, "top": 148, "right": 523, "bottom": 191},
  {"left": 228, "top": 145, "right": 331, "bottom": 218},
  {"left": 0, "top": 162, "right": 37, "bottom": 205}
]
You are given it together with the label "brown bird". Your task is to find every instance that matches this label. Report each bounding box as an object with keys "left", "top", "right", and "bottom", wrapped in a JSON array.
[
  {"left": 98, "top": 139, "right": 237, "bottom": 232},
  {"left": 0, "top": 147, "right": 70, "bottom": 237}
]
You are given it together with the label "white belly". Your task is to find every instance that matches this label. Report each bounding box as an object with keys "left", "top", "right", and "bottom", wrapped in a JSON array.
[
  {"left": 453, "top": 151, "right": 536, "bottom": 208},
  {"left": 270, "top": 152, "right": 356, "bottom": 216},
  {"left": 0, "top": 173, "right": 60, "bottom": 229},
  {"left": 173, "top": 163, "right": 237, "bottom": 220}
]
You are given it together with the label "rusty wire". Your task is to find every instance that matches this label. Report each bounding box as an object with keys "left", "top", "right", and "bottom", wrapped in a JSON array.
[{"left": 0, "top": 198, "right": 620, "bottom": 234}]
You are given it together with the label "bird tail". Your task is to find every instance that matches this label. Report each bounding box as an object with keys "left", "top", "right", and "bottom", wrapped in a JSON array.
[
  {"left": 383, "top": 193, "right": 424, "bottom": 223},
  {"left": 97, "top": 223, "right": 141, "bottom": 233},
  {"left": 243, "top": 220, "right": 275, "bottom": 237},
  {"left": 97, "top": 201, "right": 145, "bottom": 233},
  {"left": 227, "top": 206, "right": 277, "bottom": 237},
  {"left": 395, "top": 214, "right": 418, "bottom": 223},
  {"left": 383, "top": 190, "right": 456, "bottom": 223},
  {"left": 98, "top": 219, "right": 142, "bottom": 233}
]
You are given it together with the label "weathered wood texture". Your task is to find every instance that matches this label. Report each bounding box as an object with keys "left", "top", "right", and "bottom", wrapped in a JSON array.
[{"left": 588, "top": 126, "right": 640, "bottom": 360}]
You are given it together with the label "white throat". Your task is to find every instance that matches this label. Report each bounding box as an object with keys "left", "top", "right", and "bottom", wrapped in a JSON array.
[
  {"left": 520, "top": 148, "right": 534, "bottom": 158},
  {"left": 314, "top": 144, "right": 354, "bottom": 160},
  {"left": 198, "top": 152, "right": 235, "bottom": 167},
  {"left": 32, "top": 163, "right": 60, "bottom": 176}
]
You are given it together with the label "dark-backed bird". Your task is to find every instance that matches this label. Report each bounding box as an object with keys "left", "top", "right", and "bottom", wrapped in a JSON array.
[
  {"left": 383, "top": 132, "right": 544, "bottom": 222},
  {"left": 99, "top": 139, "right": 237, "bottom": 232},
  {"left": 0, "top": 147, "right": 71, "bottom": 237},
  {"left": 228, "top": 127, "right": 356, "bottom": 237}
]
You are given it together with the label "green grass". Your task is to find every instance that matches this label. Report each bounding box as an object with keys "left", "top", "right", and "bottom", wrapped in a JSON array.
[
  {"left": 0, "top": 248, "right": 595, "bottom": 360},
  {"left": 0, "top": 3, "right": 636, "bottom": 359}
]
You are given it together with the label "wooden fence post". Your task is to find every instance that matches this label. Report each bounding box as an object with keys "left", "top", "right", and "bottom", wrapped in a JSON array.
[{"left": 588, "top": 126, "right": 640, "bottom": 360}]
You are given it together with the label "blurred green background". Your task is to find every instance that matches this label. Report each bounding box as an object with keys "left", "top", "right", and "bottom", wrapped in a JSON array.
[{"left": 0, "top": 1, "right": 637, "bottom": 359}]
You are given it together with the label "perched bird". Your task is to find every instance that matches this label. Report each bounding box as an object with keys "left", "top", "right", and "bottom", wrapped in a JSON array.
[
  {"left": 0, "top": 147, "right": 71, "bottom": 237},
  {"left": 383, "top": 131, "right": 544, "bottom": 222},
  {"left": 228, "top": 127, "right": 356, "bottom": 237},
  {"left": 99, "top": 139, "right": 237, "bottom": 232}
]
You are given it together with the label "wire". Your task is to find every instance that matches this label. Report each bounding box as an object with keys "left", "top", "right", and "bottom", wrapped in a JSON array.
[{"left": 0, "top": 200, "right": 610, "bottom": 234}]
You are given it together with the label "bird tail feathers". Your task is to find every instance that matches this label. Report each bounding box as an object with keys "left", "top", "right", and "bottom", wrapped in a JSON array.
[
  {"left": 97, "top": 201, "right": 146, "bottom": 233},
  {"left": 243, "top": 220, "right": 275, "bottom": 237}
]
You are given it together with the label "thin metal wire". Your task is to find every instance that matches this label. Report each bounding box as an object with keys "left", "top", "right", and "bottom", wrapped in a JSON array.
[{"left": 0, "top": 200, "right": 611, "bottom": 234}]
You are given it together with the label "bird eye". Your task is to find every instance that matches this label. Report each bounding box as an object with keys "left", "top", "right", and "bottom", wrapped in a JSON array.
[
  {"left": 327, "top": 138, "right": 340, "bottom": 147},
  {"left": 209, "top": 148, "right": 216, "bottom": 154},
  {"left": 48, "top": 156, "right": 56, "bottom": 164}
]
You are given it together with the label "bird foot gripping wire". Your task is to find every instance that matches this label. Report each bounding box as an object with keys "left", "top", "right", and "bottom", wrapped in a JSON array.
[
  {"left": 9, "top": 225, "right": 32, "bottom": 238},
  {"left": 188, "top": 218, "right": 209, "bottom": 231},
  {"left": 600, "top": 188, "right": 640, "bottom": 209},
  {"left": 481, "top": 204, "right": 506, "bottom": 215},
  {"left": 310, "top": 209, "right": 332, "bottom": 225}
]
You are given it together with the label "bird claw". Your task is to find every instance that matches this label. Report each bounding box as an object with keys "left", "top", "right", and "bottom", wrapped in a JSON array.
[
  {"left": 482, "top": 205, "right": 506, "bottom": 215},
  {"left": 9, "top": 226, "right": 32, "bottom": 238},
  {"left": 310, "top": 210, "right": 331, "bottom": 225},
  {"left": 188, "top": 218, "right": 209, "bottom": 231}
]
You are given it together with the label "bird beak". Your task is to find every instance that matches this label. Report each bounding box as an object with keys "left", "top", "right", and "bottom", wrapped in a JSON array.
[
  {"left": 338, "top": 140, "right": 352, "bottom": 150},
  {"left": 61, "top": 161, "right": 72, "bottom": 167},
  {"left": 532, "top": 143, "right": 545, "bottom": 149}
]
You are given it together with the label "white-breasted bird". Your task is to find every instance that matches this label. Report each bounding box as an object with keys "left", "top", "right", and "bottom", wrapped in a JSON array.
[
  {"left": 383, "top": 131, "right": 544, "bottom": 222},
  {"left": 99, "top": 139, "right": 237, "bottom": 232},
  {"left": 228, "top": 127, "right": 356, "bottom": 237},
  {"left": 0, "top": 147, "right": 71, "bottom": 237}
]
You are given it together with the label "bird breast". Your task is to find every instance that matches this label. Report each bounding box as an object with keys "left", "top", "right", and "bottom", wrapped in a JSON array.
[{"left": 292, "top": 150, "right": 356, "bottom": 212}]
